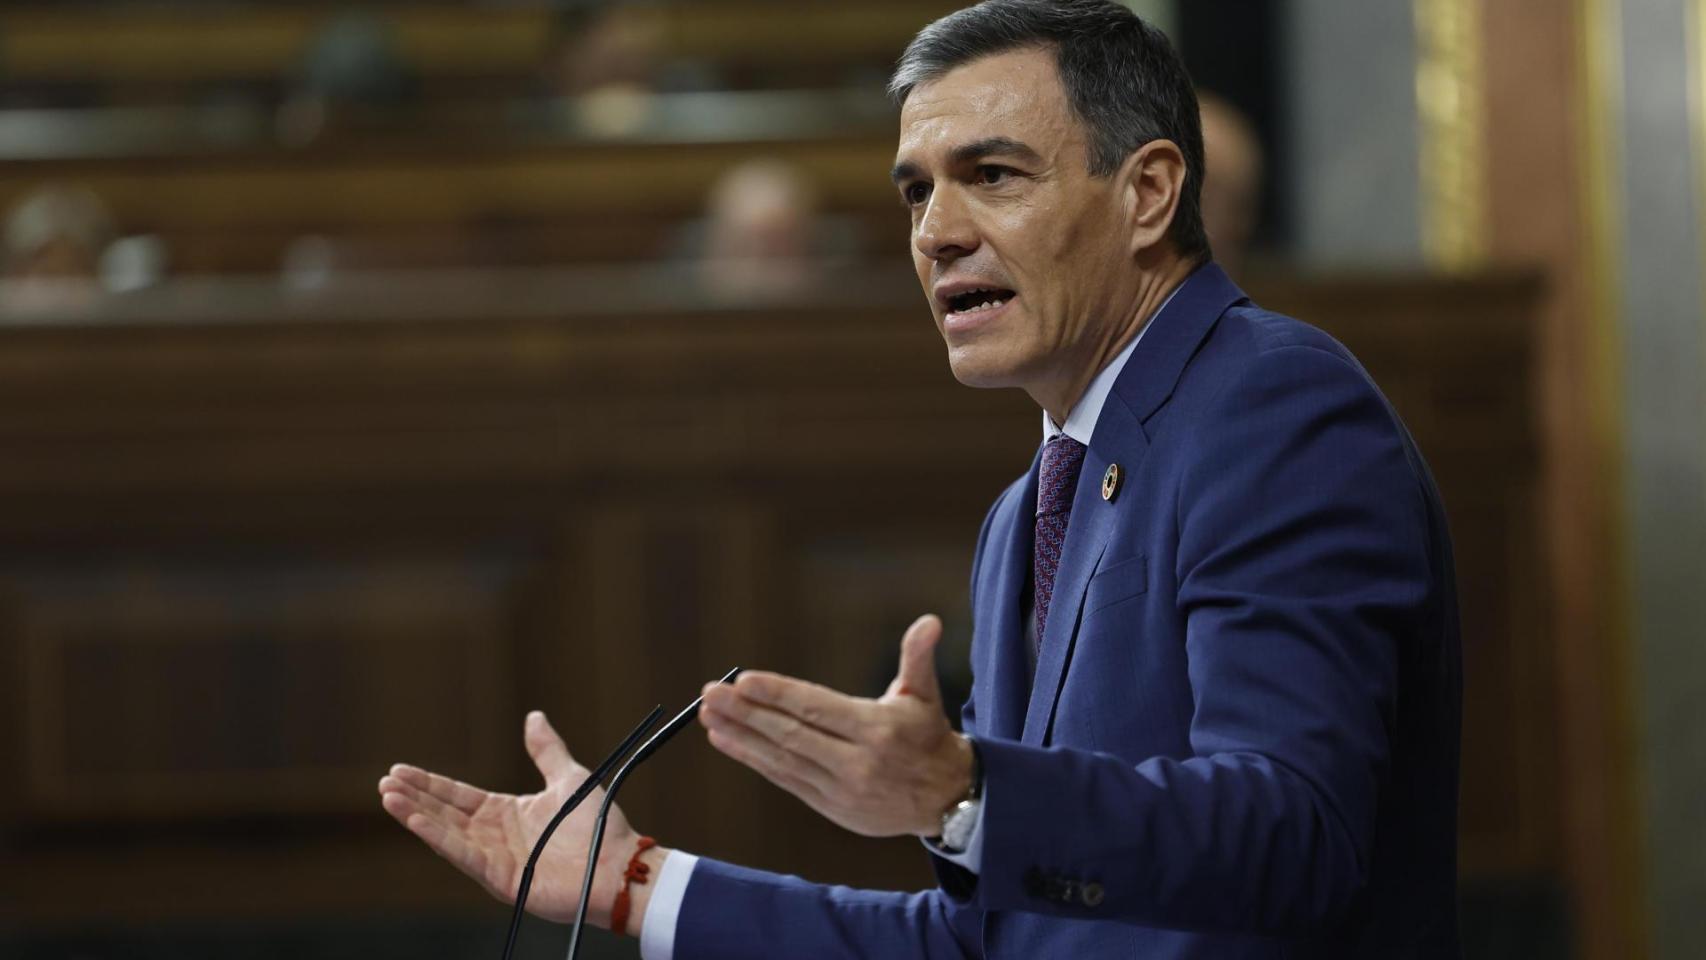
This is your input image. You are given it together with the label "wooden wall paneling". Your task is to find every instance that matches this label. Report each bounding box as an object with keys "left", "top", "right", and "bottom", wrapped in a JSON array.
[
  {"left": 13, "top": 553, "right": 518, "bottom": 822},
  {"left": 666, "top": 504, "right": 781, "bottom": 871},
  {"left": 0, "top": 581, "right": 23, "bottom": 833},
  {"left": 605, "top": 504, "right": 791, "bottom": 876},
  {"left": 0, "top": 545, "right": 540, "bottom": 925}
]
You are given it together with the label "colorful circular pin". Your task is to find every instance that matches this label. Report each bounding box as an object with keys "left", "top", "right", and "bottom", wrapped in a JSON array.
[{"left": 1101, "top": 463, "right": 1122, "bottom": 501}]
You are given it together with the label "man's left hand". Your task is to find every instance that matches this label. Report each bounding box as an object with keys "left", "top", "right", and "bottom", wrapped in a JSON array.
[{"left": 699, "top": 613, "right": 973, "bottom": 838}]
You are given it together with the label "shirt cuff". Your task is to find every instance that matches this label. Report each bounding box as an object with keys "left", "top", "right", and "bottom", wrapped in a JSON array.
[
  {"left": 638, "top": 849, "right": 699, "bottom": 960},
  {"left": 920, "top": 796, "right": 985, "bottom": 874}
]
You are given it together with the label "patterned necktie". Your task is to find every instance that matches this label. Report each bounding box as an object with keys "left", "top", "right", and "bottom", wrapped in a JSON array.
[{"left": 1034, "top": 435, "right": 1088, "bottom": 661}]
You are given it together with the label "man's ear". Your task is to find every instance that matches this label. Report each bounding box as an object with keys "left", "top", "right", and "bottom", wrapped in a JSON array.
[{"left": 1118, "top": 139, "right": 1187, "bottom": 258}]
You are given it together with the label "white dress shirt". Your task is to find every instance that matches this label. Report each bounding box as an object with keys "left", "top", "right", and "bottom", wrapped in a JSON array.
[{"left": 640, "top": 293, "right": 1175, "bottom": 959}]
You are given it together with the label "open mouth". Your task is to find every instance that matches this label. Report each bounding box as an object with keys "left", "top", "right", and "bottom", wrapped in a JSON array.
[{"left": 946, "top": 287, "right": 1017, "bottom": 315}]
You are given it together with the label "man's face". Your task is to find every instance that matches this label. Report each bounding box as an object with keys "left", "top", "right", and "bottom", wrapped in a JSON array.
[{"left": 893, "top": 47, "right": 1134, "bottom": 394}]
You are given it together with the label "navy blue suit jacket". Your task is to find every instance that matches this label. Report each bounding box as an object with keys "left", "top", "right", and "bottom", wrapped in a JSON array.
[{"left": 674, "top": 263, "right": 1462, "bottom": 958}]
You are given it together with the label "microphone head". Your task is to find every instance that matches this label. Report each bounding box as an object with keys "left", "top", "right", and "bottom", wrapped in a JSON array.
[{"left": 634, "top": 666, "right": 742, "bottom": 763}]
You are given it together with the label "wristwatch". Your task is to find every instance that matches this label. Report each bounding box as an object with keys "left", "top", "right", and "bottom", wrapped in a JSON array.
[{"left": 937, "top": 735, "right": 984, "bottom": 853}]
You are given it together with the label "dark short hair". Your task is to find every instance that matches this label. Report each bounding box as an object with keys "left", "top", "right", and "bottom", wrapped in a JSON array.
[{"left": 890, "top": 0, "right": 1210, "bottom": 262}]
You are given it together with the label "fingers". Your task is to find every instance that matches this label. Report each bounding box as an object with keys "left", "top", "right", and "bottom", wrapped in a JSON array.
[
  {"left": 892, "top": 614, "right": 944, "bottom": 702},
  {"left": 379, "top": 781, "right": 419, "bottom": 826},
  {"left": 704, "top": 722, "right": 831, "bottom": 810},
  {"left": 524, "top": 710, "right": 581, "bottom": 786},
  {"left": 712, "top": 673, "right": 873, "bottom": 740},
  {"left": 379, "top": 773, "right": 470, "bottom": 831},
  {"left": 385, "top": 763, "right": 489, "bottom": 816},
  {"left": 701, "top": 700, "right": 845, "bottom": 783},
  {"left": 404, "top": 806, "right": 491, "bottom": 883},
  {"left": 378, "top": 777, "right": 503, "bottom": 894}
]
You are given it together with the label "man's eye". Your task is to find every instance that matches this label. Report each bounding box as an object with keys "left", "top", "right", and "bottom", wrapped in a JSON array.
[
  {"left": 975, "top": 165, "right": 1011, "bottom": 185},
  {"left": 904, "top": 183, "right": 931, "bottom": 206}
]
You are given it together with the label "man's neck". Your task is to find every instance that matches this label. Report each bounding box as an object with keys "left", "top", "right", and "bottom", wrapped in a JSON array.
[{"left": 1038, "top": 256, "right": 1200, "bottom": 425}]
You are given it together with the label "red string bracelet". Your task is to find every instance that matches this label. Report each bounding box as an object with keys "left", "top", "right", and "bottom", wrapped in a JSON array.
[{"left": 609, "top": 835, "right": 657, "bottom": 937}]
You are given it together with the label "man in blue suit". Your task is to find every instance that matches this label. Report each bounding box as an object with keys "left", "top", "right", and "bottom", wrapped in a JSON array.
[{"left": 379, "top": 1, "right": 1462, "bottom": 955}]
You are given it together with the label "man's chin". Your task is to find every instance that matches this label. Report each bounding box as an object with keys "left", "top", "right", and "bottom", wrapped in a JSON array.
[{"left": 943, "top": 348, "right": 1025, "bottom": 390}]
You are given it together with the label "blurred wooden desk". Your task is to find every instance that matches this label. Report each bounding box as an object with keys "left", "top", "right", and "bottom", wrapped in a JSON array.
[
  {"left": 0, "top": 114, "right": 907, "bottom": 272},
  {"left": 0, "top": 1, "right": 963, "bottom": 94}
]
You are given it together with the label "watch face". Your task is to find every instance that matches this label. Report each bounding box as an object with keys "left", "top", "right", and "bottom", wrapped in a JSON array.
[{"left": 943, "top": 799, "right": 979, "bottom": 851}]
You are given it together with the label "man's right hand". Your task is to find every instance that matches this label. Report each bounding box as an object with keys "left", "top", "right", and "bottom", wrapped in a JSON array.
[{"left": 377, "top": 710, "right": 666, "bottom": 933}]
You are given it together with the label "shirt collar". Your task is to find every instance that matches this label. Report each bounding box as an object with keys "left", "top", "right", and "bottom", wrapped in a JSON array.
[{"left": 1043, "top": 286, "right": 1180, "bottom": 445}]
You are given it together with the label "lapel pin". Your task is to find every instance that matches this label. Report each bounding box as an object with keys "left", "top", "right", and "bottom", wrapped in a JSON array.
[{"left": 1101, "top": 463, "right": 1122, "bottom": 502}]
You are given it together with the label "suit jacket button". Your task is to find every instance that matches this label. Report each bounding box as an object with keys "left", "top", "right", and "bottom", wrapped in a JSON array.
[
  {"left": 1023, "top": 867, "right": 1046, "bottom": 898},
  {"left": 1080, "top": 882, "right": 1105, "bottom": 907}
]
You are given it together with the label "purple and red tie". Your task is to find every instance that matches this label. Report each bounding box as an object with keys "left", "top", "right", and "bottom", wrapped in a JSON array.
[{"left": 1034, "top": 435, "right": 1088, "bottom": 662}]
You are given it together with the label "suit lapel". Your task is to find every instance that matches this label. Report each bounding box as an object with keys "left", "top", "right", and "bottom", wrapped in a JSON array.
[
  {"left": 1019, "top": 431, "right": 1136, "bottom": 745},
  {"left": 979, "top": 448, "right": 1040, "bottom": 742},
  {"left": 1115, "top": 262, "right": 1248, "bottom": 425},
  {"left": 1018, "top": 262, "right": 1248, "bottom": 746}
]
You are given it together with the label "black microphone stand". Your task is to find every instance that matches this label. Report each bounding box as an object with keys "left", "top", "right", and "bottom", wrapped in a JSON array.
[
  {"left": 498, "top": 704, "right": 663, "bottom": 960},
  {"left": 565, "top": 666, "right": 742, "bottom": 960}
]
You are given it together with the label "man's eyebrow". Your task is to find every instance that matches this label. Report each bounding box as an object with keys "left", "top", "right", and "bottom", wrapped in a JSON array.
[
  {"left": 890, "top": 137, "right": 1043, "bottom": 185},
  {"left": 949, "top": 136, "right": 1043, "bottom": 166}
]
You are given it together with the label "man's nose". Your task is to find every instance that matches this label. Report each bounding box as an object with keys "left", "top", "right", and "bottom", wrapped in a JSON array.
[{"left": 914, "top": 190, "right": 979, "bottom": 262}]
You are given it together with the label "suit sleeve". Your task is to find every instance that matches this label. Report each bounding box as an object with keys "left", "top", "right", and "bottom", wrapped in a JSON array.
[
  {"left": 926, "top": 487, "right": 1009, "bottom": 899},
  {"left": 964, "top": 345, "right": 1434, "bottom": 935},
  {"left": 672, "top": 861, "right": 981, "bottom": 960}
]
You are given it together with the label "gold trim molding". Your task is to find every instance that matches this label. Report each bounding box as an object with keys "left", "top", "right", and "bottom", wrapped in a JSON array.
[
  {"left": 1577, "top": 0, "right": 1647, "bottom": 953},
  {"left": 1414, "top": 0, "right": 1489, "bottom": 271},
  {"left": 1692, "top": 0, "right": 1706, "bottom": 403}
]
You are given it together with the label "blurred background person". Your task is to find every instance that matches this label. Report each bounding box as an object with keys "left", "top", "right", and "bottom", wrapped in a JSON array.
[
  {"left": 535, "top": 2, "right": 698, "bottom": 138},
  {"left": 687, "top": 158, "right": 846, "bottom": 301},
  {"left": 543, "top": 3, "right": 667, "bottom": 99},
  {"left": 1196, "top": 90, "right": 1264, "bottom": 278},
  {"left": 276, "top": 10, "right": 419, "bottom": 146},
  {"left": 1, "top": 184, "right": 115, "bottom": 312}
]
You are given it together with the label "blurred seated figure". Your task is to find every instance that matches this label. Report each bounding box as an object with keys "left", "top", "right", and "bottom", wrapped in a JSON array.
[
  {"left": 538, "top": 3, "right": 664, "bottom": 137},
  {"left": 692, "top": 158, "right": 839, "bottom": 301},
  {"left": 535, "top": 2, "right": 718, "bottom": 137},
  {"left": 547, "top": 3, "right": 663, "bottom": 97},
  {"left": 1, "top": 185, "right": 115, "bottom": 313},
  {"left": 1197, "top": 91, "right": 1264, "bottom": 276},
  {"left": 277, "top": 11, "right": 418, "bottom": 145}
]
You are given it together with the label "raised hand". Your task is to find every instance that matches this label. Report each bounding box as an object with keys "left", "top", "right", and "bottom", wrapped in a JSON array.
[
  {"left": 377, "top": 710, "right": 663, "bottom": 932},
  {"left": 698, "top": 613, "right": 975, "bottom": 838}
]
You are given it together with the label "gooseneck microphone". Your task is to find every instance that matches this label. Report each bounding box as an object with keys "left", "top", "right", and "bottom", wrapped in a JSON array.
[
  {"left": 500, "top": 704, "right": 664, "bottom": 960},
  {"left": 565, "top": 666, "right": 744, "bottom": 960}
]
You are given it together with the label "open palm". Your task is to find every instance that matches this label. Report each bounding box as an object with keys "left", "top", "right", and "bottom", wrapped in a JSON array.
[{"left": 377, "top": 710, "right": 638, "bottom": 926}]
